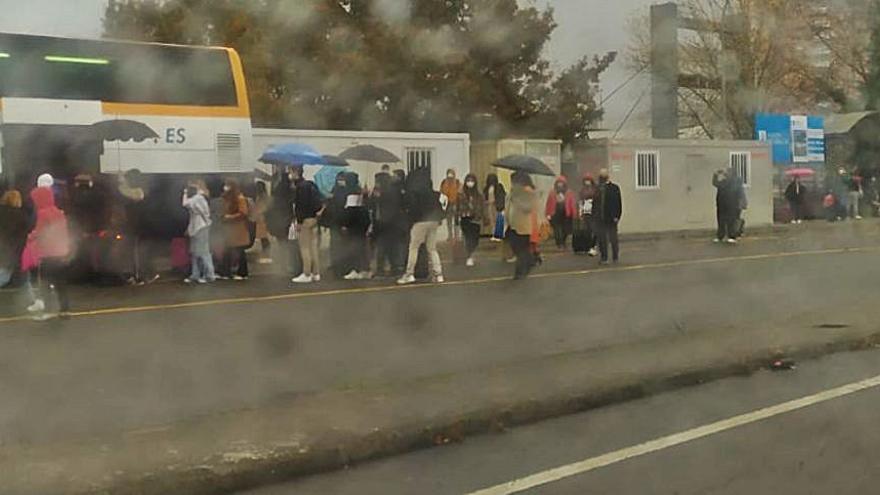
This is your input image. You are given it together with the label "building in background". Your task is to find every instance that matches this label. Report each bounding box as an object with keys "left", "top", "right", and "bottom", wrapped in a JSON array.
[
  {"left": 570, "top": 138, "right": 773, "bottom": 234},
  {"left": 252, "top": 128, "right": 471, "bottom": 190}
]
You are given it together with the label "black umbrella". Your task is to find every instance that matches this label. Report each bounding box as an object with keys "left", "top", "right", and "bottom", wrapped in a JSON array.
[
  {"left": 339, "top": 144, "right": 401, "bottom": 163},
  {"left": 492, "top": 155, "right": 555, "bottom": 176},
  {"left": 90, "top": 120, "right": 160, "bottom": 142},
  {"left": 322, "top": 155, "right": 350, "bottom": 167}
]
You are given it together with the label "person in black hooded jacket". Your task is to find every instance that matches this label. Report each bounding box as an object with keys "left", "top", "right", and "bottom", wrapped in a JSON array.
[
  {"left": 339, "top": 172, "right": 371, "bottom": 280},
  {"left": 397, "top": 168, "right": 444, "bottom": 285}
]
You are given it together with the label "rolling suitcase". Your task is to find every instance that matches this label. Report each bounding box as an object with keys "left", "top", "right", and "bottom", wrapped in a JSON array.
[{"left": 571, "top": 229, "right": 590, "bottom": 254}]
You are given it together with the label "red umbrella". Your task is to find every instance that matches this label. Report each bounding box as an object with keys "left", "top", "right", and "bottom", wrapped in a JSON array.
[{"left": 784, "top": 168, "right": 815, "bottom": 177}]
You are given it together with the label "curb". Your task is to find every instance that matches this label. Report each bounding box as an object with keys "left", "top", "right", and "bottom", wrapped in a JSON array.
[{"left": 56, "top": 328, "right": 880, "bottom": 495}]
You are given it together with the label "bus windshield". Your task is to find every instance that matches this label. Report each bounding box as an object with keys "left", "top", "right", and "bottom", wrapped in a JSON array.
[{"left": 0, "top": 33, "right": 238, "bottom": 107}]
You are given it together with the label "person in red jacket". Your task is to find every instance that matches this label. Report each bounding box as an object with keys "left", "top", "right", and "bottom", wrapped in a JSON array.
[
  {"left": 545, "top": 176, "right": 577, "bottom": 249},
  {"left": 24, "top": 186, "right": 72, "bottom": 320}
]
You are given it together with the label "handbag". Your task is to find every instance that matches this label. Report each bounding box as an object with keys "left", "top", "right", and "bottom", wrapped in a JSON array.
[{"left": 288, "top": 220, "right": 299, "bottom": 241}]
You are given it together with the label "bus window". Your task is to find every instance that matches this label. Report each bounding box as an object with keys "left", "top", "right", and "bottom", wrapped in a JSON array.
[{"left": 0, "top": 33, "right": 238, "bottom": 107}]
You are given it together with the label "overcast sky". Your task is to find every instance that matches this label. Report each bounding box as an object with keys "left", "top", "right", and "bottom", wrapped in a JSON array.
[{"left": 0, "top": 0, "right": 656, "bottom": 129}]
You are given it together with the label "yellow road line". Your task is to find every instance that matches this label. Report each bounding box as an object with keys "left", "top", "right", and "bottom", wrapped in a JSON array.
[{"left": 0, "top": 246, "right": 876, "bottom": 325}]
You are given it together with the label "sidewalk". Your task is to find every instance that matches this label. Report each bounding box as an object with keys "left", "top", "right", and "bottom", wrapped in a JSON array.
[{"left": 3, "top": 318, "right": 880, "bottom": 495}]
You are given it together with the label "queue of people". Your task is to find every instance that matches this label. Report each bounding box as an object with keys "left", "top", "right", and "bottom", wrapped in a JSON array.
[{"left": 1, "top": 166, "right": 632, "bottom": 320}]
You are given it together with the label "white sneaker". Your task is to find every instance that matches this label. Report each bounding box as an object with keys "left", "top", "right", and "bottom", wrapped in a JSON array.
[
  {"left": 856, "top": 215, "right": 863, "bottom": 220},
  {"left": 313, "top": 274, "right": 322, "bottom": 282},
  {"left": 434, "top": 275, "right": 445, "bottom": 284},
  {"left": 588, "top": 248, "right": 598, "bottom": 257},
  {"left": 27, "top": 299, "right": 45, "bottom": 313},
  {"left": 726, "top": 238, "right": 738, "bottom": 244},
  {"left": 197, "top": 279, "right": 208, "bottom": 284},
  {"left": 344, "top": 270, "right": 361, "bottom": 281},
  {"left": 183, "top": 278, "right": 194, "bottom": 284},
  {"left": 466, "top": 257, "right": 475, "bottom": 267},
  {"left": 32, "top": 313, "right": 57, "bottom": 322},
  {"left": 292, "top": 274, "right": 313, "bottom": 284},
  {"left": 797, "top": 219, "right": 803, "bottom": 224},
  {"left": 358, "top": 271, "right": 373, "bottom": 280},
  {"left": 397, "top": 274, "right": 416, "bottom": 285},
  {"left": 713, "top": 238, "right": 721, "bottom": 243},
  {"left": 790, "top": 220, "right": 797, "bottom": 224},
  {"left": 232, "top": 275, "right": 248, "bottom": 281},
  {"left": 506, "top": 257, "right": 517, "bottom": 264}
]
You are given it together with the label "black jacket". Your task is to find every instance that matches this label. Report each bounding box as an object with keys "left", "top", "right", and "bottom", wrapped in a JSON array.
[
  {"left": 485, "top": 183, "right": 507, "bottom": 212},
  {"left": 266, "top": 175, "right": 294, "bottom": 238},
  {"left": 593, "top": 181, "right": 622, "bottom": 223},
  {"left": 714, "top": 174, "right": 745, "bottom": 213},
  {"left": 293, "top": 179, "right": 323, "bottom": 223},
  {"left": 0, "top": 205, "right": 29, "bottom": 271},
  {"left": 784, "top": 181, "right": 808, "bottom": 204},
  {"left": 371, "top": 180, "right": 406, "bottom": 228}
]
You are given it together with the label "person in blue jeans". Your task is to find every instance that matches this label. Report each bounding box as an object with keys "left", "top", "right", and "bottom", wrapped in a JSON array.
[
  {"left": 484, "top": 173, "right": 507, "bottom": 242},
  {"left": 182, "top": 184, "right": 216, "bottom": 284}
]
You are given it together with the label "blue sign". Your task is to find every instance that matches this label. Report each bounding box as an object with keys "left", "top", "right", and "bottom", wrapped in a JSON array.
[{"left": 755, "top": 113, "right": 825, "bottom": 165}]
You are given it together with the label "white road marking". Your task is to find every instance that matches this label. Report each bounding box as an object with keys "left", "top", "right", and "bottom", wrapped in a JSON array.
[{"left": 466, "top": 373, "right": 880, "bottom": 495}]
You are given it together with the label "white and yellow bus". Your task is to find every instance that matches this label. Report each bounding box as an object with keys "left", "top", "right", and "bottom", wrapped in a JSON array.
[{"left": 0, "top": 32, "right": 253, "bottom": 188}]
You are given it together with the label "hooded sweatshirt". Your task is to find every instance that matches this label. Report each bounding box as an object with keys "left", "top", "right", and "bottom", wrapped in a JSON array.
[
  {"left": 28, "top": 187, "right": 70, "bottom": 260},
  {"left": 545, "top": 176, "right": 577, "bottom": 218}
]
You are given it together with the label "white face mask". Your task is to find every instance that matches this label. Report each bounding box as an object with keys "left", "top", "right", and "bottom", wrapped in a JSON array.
[
  {"left": 288, "top": 173, "right": 296, "bottom": 181},
  {"left": 223, "top": 185, "right": 231, "bottom": 192},
  {"left": 448, "top": 174, "right": 455, "bottom": 179},
  {"left": 466, "top": 181, "right": 476, "bottom": 188}
]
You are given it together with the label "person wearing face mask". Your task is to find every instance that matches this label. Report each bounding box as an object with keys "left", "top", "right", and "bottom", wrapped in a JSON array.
[
  {"left": 592, "top": 168, "right": 623, "bottom": 265},
  {"left": 458, "top": 174, "right": 483, "bottom": 267},
  {"left": 440, "top": 169, "right": 461, "bottom": 241},
  {"left": 573, "top": 174, "right": 598, "bottom": 256},
  {"left": 545, "top": 176, "right": 576, "bottom": 250},
  {"left": 220, "top": 179, "right": 250, "bottom": 280}
]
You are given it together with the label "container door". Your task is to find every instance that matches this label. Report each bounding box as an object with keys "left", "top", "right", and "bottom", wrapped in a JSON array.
[{"left": 685, "top": 154, "right": 711, "bottom": 224}]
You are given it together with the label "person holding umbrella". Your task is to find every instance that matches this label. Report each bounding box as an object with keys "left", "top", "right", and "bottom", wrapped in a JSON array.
[{"left": 506, "top": 171, "right": 539, "bottom": 280}]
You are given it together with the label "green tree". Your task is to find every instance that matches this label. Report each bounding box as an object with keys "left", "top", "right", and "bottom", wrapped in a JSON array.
[
  {"left": 865, "top": 1, "right": 880, "bottom": 110},
  {"left": 104, "top": 0, "right": 614, "bottom": 144}
]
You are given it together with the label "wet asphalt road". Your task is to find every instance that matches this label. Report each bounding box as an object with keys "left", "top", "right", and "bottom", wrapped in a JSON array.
[
  {"left": 241, "top": 347, "right": 880, "bottom": 495},
  {"left": 1, "top": 222, "right": 880, "bottom": 445}
]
